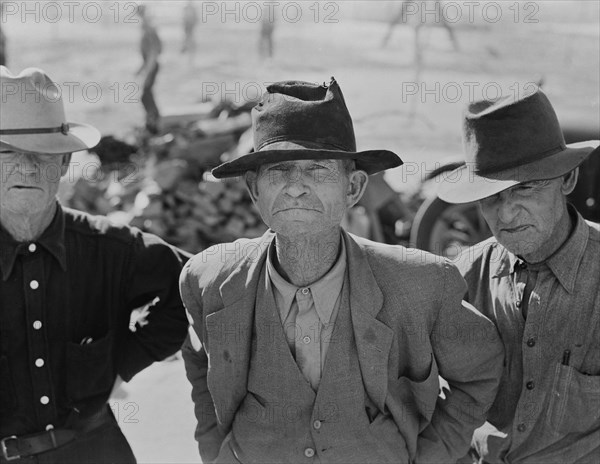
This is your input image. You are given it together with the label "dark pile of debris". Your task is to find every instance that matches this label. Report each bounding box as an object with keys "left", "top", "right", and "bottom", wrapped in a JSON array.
[{"left": 62, "top": 101, "right": 267, "bottom": 254}]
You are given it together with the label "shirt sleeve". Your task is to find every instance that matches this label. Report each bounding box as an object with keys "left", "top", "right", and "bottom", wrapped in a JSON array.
[
  {"left": 416, "top": 261, "right": 505, "bottom": 463},
  {"left": 116, "top": 230, "right": 189, "bottom": 382}
]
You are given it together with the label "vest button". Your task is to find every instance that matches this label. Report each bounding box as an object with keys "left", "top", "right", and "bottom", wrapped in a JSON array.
[
  {"left": 304, "top": 447, "right": 315, "bottom": 458},
  {"left": 313, "top": 420, "right": 322, "bottom": 430}
]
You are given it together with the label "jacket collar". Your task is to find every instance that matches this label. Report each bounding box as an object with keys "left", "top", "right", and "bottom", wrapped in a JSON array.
[{"left": 0, "top": 203, "right": 67, "bottom": 281}]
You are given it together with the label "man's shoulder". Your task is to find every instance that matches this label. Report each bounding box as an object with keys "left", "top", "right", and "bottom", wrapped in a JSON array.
[
  {"left": 63, "top": 207, "right": 146, "bottom": 246},
  {"left": 183, "top": 234, "right": 269, "bottom": 281},
  {"left": 453, "top": 237, "right": 505, "bottom": 275},
  {"left": 585, "top": 219, "right": 600, "bottom": 242},
  {"left": 351, "top": 233, "right": 450, "bottom": 272}
]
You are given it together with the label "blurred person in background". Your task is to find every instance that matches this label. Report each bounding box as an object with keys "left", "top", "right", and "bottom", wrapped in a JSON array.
[
  {"left": 135, "top": 4, "right": 162, "bottom": 134},
  {"left": 181, "top": 78, "right": 504, "bottom": 464},
  {"left": 0, "top": 2, "right": 7, "bottom": 66},
  {"left": 0, "top": 66, "right": 188, "bottom": 463},
  {"left": 181, "top": 0, "right": 198, "bottom": 62},
  {"left": 439, "top": 90, "right": 600, "bottom": 464},
  {"left": 258, "top": 12, "right": 275, "bottom": 59}
]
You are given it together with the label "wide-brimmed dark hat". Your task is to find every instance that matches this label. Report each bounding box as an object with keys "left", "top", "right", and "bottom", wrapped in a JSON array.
[
  {"left": 438, "top": 89, "right": 599, "bottom": 203},
  {"left": 0, "top": 66, "right": 100, "bottom": 154},
  {"left": 211, "top": 77, "right": 402, "bottom": 178}
]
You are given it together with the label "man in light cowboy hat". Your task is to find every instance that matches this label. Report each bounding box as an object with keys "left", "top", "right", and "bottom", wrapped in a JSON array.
[
  {"left": 0, "top": 66, "right": 188, "bottom": 463},
  {"left": 438, "top": 89, "right": 600, "bottom": 463},
  {"left": 181, "top": 77, "right": 504, "bottom": 464}
]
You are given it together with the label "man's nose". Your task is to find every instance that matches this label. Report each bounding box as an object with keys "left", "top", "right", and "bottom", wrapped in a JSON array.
[
  {"left": 497, "top": 198, "right": 520, "bottom": 224},
  {"left": 283, "top": 168, "right": 310, "bottom": 197}
]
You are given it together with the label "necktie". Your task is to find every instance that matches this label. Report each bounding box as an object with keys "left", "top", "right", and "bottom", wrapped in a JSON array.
[{"left": 294, "top": 288, "right": 321, "bottom": 390}]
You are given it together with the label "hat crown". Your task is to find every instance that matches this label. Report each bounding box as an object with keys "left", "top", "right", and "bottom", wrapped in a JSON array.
[
  {"left": 464, "top": 89, "right": 566, "bottom": 175},
  {"left": 1, "top": 66, "right": 67, "bottom": 131},
  {"left": 252, "top": 78, "right": 357, "bottom": 153}
]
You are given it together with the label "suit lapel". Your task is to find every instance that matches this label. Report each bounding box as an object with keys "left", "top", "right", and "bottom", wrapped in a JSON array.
[
  {"left": 343, "top": 231, "right": 394, "bottom": 412},
  {"left": 206, "top": 232, "right": 274, "bottom": 427}
]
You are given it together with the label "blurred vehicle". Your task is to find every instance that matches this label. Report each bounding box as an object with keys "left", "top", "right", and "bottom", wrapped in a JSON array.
[{"left": 409, "top": 123, "right": 600, "bottom": 257}]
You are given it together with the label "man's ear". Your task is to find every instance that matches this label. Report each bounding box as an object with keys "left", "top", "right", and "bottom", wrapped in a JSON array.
[
  {"left": 561, "top": 167, "right": 579, "bottom": 196},
  {"left": 346, "top": 170, "right": 369, "bottom": 208},
  {"left": 244, "top": 170, "right": 259, "bottom": 204},
  {"left": 60, "top": 153, "right": 72, "bottom": 177}
]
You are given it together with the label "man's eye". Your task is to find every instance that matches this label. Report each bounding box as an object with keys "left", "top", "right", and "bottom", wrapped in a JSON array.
[{"left": 268, "top": 165, "right": 287, "bottom": 171}]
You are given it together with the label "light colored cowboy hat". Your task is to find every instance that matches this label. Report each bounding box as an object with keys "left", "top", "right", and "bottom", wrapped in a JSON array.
[
  {"left": 437, "top": 88, "right": 600, "bottom": 204},
  {"left": 212, "top": 77, "right": 403, "bottom": 178},
  {"left": 0, "top": 66, "right": 100, "bottom": 154}
]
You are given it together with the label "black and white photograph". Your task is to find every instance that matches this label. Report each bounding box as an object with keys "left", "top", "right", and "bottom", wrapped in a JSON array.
[{"left": 1, "top": 1, "right": 599, "bottom": 463}]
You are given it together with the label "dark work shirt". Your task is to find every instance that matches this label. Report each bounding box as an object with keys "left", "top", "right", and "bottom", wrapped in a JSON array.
[
  {"left": 455, "top": 207, "right": 600, "bottom": 463},
  {"left": 0, "top": 205, "right": 188, "bottom": 436}
]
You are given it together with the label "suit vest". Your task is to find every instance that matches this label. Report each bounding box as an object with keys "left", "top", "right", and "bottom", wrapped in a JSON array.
[{"left": 221, "top": 269, "right": 410, "bottom": 463}]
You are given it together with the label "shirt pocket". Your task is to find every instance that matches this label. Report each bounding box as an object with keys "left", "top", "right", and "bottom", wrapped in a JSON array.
[
  {"left": 0, "top": 355, "right": 17, "bottom": 415},
  {"left": 65, "top": 331, "right": 115, "bottom": 406},
  {"left": 545, "top": 363, "right": 600, "bottom": 434}
]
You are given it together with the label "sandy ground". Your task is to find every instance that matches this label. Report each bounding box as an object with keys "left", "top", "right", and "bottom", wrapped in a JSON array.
[{"left": 3, "top": 1, "right": 598, "bottom": 462}]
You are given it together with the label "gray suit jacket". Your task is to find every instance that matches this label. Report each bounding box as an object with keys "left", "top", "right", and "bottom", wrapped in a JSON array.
[{"left": 181, "top": 230, "right": 504, "bottom": 463}]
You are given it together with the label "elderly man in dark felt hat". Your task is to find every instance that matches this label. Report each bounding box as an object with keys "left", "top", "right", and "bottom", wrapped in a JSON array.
[
  {"left": 180, "top": 77, "right": 504, "bottom": 464},
  {"left": 438, "top": 90, "right": 600, "bottom": 464},
  {"left": 0, "top": 66, "right": 189, "bottom": 463}
]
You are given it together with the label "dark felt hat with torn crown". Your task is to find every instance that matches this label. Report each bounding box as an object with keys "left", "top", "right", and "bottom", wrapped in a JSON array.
[{"left": 212, "top": 77, "right": 403, "bottom": 178}]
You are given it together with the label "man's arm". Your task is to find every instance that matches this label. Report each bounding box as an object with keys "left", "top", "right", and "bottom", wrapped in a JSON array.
[
  {"left": 416, "top": 262, "right": 504, "bottom": 463},
  {"left": 180, "top": 259, "right": 226, "bottom": 462},
  {"left": 117, "top": 231, "right": 189, "bottom": 382}
]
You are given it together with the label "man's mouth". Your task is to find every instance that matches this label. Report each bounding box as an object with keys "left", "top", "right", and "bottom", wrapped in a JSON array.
[
  {"left": 10, "top": 185, "right": 43, "bottom": 191},
  {"left": 501, "top": 225, "right": 530, "bottom": 233}
]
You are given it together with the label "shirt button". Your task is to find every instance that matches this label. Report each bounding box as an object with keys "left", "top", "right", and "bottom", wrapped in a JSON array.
[
  {"left": 313, "top": 420, "right": 322, "bottom": 430},
  {"left": 33, "top": 320, "right": 43, "bottom": 330},
  {"left": 304, "top": 447, "right": 315, "bottom": 458},
  {"left": 30, "top": 280, "right": 39, "bottom": 290},
  {"left": 517, "top": 423, "right": 527, "bottom": 432},
  {"left": 29, "top": 243, "right": 37, "bottom": 252},
  {"left": 526, "top": 338, "right": 536, "bottom": 347},
  {"left": 35, "top": 358, "right": 45, "bottom": 368},
  {"left": 301, "top": 288, "right": 309, "bottom": 295},
  {"left": 302, "top": 336, "right": 311, "bottom": 344},
  {"left": 526, "top": 381, "right": 534, "bottom": 390},
  {"left": 45, "top": 424, "right": 54, "bottom": 431},
  {"left": 40, "top": 396, "right": 50, "bottom": 405}
]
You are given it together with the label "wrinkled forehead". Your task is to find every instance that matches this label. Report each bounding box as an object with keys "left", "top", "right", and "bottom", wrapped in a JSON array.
[{"left": 258, "top": 158, "right": 343, "bottom": 171}]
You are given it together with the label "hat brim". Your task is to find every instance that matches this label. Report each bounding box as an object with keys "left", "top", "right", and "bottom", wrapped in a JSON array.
[
  {"left": 212, "top": 148, "right": 403, "bottom": 178},
  {"left": 0, "top": 122, "right": 101, "bottom": 154},
  {"left": 438, "top": 141, "right": 600, "bottom": 204}
]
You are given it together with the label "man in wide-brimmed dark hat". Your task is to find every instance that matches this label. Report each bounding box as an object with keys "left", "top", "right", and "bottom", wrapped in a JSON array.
[
  {"left": 181, "top": 77, "right": 504, "bottom": 464},
  {"left": 438, "top": 89, "right": 600, "bottom": 463},
  {"left": 0, "top": 66, "right": 188, "bottom": 463}
]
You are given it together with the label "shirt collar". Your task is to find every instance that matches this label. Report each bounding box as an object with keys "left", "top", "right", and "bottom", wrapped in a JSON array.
[
  {"left": 0, "top": 203, "right": 67, "bottom": 281},
  {"left": 494, "top": 206, "right": 588, "bottom": 293},
  {"left": 266, "top": 236, "right": 347, "bottom": 325}
]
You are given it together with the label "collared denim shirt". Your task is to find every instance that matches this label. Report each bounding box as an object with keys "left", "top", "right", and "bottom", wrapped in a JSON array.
[{"left": 455, "top": 208, "right": 600, "bottom": 463}]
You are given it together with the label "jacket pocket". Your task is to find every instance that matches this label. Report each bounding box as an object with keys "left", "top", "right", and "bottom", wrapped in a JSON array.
[
  {"left": 65, "top": 332, "right": 115, "bottom": 405},
  {"left": 388, "top": 354, "right": 439, "bottom": 432},
  {"left": 546, "top": 363, "right": 600, "bottom": 434},
  {"left": 0, "top": 355, "right": 17, "bottom": 414}
]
